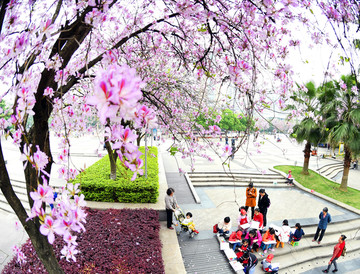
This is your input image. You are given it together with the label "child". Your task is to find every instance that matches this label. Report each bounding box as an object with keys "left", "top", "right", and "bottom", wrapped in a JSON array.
[
  {"left": 237, "top": 206, "right": 250, "bottom": 231},
  {"left": 253, "top": 208, "right": 264, "bottom": 230},
  {"left": 261, "top": 228, "right": 276, "bottom": 254},
  {"left": 217, "top": 217, "right": 232, "bottom": 237},
  {"left": 245, "top": 229, "right": 262, "bottom": 252},
  {"left": 238, "top": 252, "right": 258, "bottom": 274},
  {"left": 286, "top": 170, "right": 294, "bottom": 185},
  {"left": 229, "top": 230, "right": 243, "bottom": 250},
  {"left": 261, "top": 254, "right": 279, "bottom": 273},
  {"left": 289, "top": 223, "right": 305, "bottom": 243},
  {"left": 234, "top": 239, "right": 250, "bottom": 258},
  {"left": 275, "top": 219, "right": 291, "bottom": 248},
  {"left": 182, "top": 212, "right": 199, "bottom": 234}
]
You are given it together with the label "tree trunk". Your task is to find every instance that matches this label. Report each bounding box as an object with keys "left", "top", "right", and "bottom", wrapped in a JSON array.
[
  {"left": 0, "top": 141, "right": 64, "bottom": 273},
  {"left": 302, "top": 141, "right": 311, "bottom": 175},
  {"left": 105, "top": 140, "right": 117, "bottom": 180},
  {"left": 340, "top": 147, "right": 351, "bottom": 191}
]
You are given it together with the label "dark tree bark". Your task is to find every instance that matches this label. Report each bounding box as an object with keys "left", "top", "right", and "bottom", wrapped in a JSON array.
[
  {"left": 302, "top": 141, "right": 311, "bottom": 175},
  {"left": 0, "top": 141, "right": 64, "bottom": 274},
  {"left": 105, "top": 140, "right": 118, "bottom": 180},
  {"left": 340, "top": 146, "right": 351, "bottom": 191}
]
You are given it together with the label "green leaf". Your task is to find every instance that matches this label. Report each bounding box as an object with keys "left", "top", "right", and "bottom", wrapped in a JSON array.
[{"left": 170, "top": 146, "right": 178, "bottom": 156}]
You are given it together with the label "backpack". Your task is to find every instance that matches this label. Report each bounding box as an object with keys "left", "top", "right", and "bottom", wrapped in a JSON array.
[
  {"left": 341, "top": 246, "right": 346, "bottom": 256},
  {"left": 267, "top": 196, "right": 271, "bottom": 208}
]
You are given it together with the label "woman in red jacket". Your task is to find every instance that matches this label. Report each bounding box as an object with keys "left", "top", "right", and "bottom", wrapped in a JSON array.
[{"left": 322, "top": 235, "right": 346, "bottom": 273}]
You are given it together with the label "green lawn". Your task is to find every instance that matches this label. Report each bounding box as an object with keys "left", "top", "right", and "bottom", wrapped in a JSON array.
[{"left": 274, "top": 165, "right": 360, "bottom": 210}]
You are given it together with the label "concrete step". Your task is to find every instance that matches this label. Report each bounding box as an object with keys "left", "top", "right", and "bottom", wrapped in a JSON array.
[
  {"left": 322, "top": 166, "right": 343, "bottom": 178},
  {"left": 10, "top": 179, "right": 27, "bottom": 190},
  {"left": 274, "top": 235, "right": 360, "bottom": 271},
  {"left": 317, "top": 163, "right": 343, "bottom": 173},
  {"left": 8, "top": 184, "right": 27, "bottom": 196},
  {"left": 190, "top": 178, "right": 288, "bottom": 184},
  {"left": 270, "top": 219, "right": 360, "bottom": 258},
  {"left": 0, "top": 191, "right": 28, "bottom": 204},
  {"left": 192, "top": 182, "right": 289, "bottom": 188},
  {"left": 189, "top": 173, "right": 284, "bottom": 179},
  {"left": 279, "top": 247, "right": 360, "bottom": 273},
  {"left": 0, "top": 195, "right": 31, "bottom": 214}
]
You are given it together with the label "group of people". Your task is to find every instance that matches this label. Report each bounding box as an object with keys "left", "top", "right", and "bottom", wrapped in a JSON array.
[{"left": 165, "top": 186, "right": 347, "bottom": 273}]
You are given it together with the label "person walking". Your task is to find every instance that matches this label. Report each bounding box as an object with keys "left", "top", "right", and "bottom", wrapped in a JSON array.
[
  {"left": 245, "top": 182, "right": 257, "bottom": 219},
  {"left": 258, "top": 188, "right": 270, "bottom": 227},
  {"left": 322, "top": 235, "right": 346, "bottom": 273},
  {"left": 165, "top": 188, "right": 179, "bottom": 230},
  {"left": 312, "top": 207, "right": 332, "bottom": 244}
]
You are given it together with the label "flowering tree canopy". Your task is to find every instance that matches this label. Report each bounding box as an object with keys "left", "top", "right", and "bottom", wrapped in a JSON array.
[{"left": 0, "top": 0, "right": 359, "bottom": 272}]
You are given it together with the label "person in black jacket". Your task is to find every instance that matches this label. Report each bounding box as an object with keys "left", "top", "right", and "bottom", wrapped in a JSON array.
[
  {"left": 237, "top": 252, "right": 258, "bottom": 274},
  {"left": 258, "top": 189, "right": 270, "bottom": 227}
]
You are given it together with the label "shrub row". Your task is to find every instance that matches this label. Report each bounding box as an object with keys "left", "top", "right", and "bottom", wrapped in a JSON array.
[
  {"left": 74, "top": 146, "right": 159, "bottom": 203},
  {"left": 3, "top": 208, "right": 164, "bottom": 274}
]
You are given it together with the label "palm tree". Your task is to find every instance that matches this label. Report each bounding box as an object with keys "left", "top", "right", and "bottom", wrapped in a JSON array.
[
  {"left": 320, "top": 75, "right": 360, "bottom": 191},
  {"left": 288, "top": 81, "right": 326, "bottom": 175}
]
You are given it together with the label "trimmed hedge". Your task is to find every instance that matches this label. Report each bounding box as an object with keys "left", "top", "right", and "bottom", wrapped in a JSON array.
[{"left": 74, "top": 146, "right": 159, "bottom": 203}]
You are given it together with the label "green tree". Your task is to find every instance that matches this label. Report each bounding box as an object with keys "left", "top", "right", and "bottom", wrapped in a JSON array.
[
  {"left": 218, "top": 109, "right": 247, "bottom": 133},
  {"left": 0, "top": 99, "right": 11, "bottom": 120},
  {"left": 320, "top": 75, "right": 360, "bottom": 191},
  {"left": 288, "top": 81, "right": 326, "bottom": 175}
]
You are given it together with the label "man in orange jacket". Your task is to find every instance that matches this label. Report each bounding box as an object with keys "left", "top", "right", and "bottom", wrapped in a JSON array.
[{"left": 322, "top": 235, "right": 346, "bottom": 273}]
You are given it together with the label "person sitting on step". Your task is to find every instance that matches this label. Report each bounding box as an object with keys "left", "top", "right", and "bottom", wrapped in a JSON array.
[
  {"left": 261, "top": 228, "right": 276, "bottom": 254},
  {"left": 217, "top": 216, "right": 232, "bottom": 237},
  {"left": 289, "top": 223, "right": 305, "bottom": 243},
  {"left": 275, "top": 219, "right": 291, "bottom": 248},
  {"left": 245, "top": 229, "right": 262, "bottom": 252}
]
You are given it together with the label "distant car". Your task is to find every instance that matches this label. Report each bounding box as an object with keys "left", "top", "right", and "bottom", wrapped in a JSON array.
[{"left": 318, "top": 143, "right": 328, "bottom": 148}]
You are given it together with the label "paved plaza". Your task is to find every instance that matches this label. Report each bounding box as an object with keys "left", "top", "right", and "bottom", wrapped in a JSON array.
[{"left": 1, "top": 133, "right": 360, "bottom": 273}]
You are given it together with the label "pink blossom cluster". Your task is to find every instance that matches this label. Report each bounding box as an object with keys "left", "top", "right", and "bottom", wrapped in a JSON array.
[
  {"left": 12, "top": 245, "right": 26, "bottom": 265},
  {"left": 28, "top": 181, "right": 86, "bottom": 262}
]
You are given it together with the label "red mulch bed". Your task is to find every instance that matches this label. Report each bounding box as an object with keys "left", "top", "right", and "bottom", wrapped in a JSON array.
[{"left": 2, "top": 208, "right": 164, "bottom": 274}]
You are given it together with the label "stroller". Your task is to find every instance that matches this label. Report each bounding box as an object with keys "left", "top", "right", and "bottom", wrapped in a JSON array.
[{"left": 174, "top": 208, "right": 198, "bottom": 238}]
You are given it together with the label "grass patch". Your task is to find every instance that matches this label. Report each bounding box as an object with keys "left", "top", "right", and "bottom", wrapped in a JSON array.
[{"left": 274, "top": 165, "right": 360, "bottom": 210}]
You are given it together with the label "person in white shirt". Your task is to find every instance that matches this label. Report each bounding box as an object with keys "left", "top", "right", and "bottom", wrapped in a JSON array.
[
  {"left": 217, "top": 217, "right": 232, "bottom": 237},
  {"left": 275, "top": 219, "right": 291, "bottom": 248}
]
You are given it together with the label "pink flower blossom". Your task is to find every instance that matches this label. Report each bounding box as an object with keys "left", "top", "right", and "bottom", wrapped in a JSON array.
[
  {"left": 40, "top": 216, "right": 58, "bottom": 244},
  {"left": 43, "top": 87, "right": 54, "bottom": 98},
  {"left": 33, "top": 145, "right": 49, "bottom": 173},
  {"left": 222, "top": 145, "right": 232, "bottom": 157},
  {"left": 87, "top": 64, "right": 143, "bottom": 124},
  {"left": 61, "top": 244, "right": 79, "bottom": 262},
  {"left": 134, "top": 104, "right": 157, "bottom": 129},
  {"left": 12, "top": 245, "right": 26, "bottom": 265},
  {"left": 30, "top": 181, "right": 54, "bottom": 210},
  {"left": 63, "top": 231, "right": 78, "bottom": 246}
]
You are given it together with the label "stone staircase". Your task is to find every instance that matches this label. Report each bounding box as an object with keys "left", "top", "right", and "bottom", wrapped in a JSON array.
[
  {"left": 276, "top": 217, "right": 360, "bottom": 273},
  {"left": 0, "top": 179, "right": 30, "bottom": 214},
  {"left": 188, "top": 171, "right": 289, "bottom": 188},
  {"left": 317, "top": 163, "right": 343, "bottom": 179},
  {"left": 214, "top": 215, "right": 360, "bottom": 273}
]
